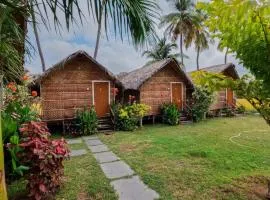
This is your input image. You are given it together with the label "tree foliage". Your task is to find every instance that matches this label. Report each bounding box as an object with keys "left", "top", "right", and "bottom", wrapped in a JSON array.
[
  {"left": 142, "top": 37, "right": 180, "bottom": 63},
  {"left": 198, "top": 0, "right": 270, "bottom": 91}
]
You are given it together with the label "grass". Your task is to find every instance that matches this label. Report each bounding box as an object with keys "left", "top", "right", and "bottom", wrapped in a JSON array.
[
  {"left": 8, "top": 141, "right": 117, "bottom": 200},
  {"left": 99, "top": 116, "right": 270, "bottom": 200}
]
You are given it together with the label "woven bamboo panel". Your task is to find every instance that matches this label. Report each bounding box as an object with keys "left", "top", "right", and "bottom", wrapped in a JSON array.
[
  {"left": 41, "top": 57, "right": 113, "bottom": 121},
  {"left": 42, "top": 110, "right": 64, "bottom": 120}
]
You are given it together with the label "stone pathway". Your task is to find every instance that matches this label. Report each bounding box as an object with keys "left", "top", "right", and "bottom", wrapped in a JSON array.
[
  {"left": 67, "top": 138, "right": 87, "bottom": 157},
  {"left": 83, "top": 136, "right": 160, "bottom": 200}
]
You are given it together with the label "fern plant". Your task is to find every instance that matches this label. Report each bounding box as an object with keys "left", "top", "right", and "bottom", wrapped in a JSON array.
[{"left": 76, "top": 106, "right": 98, "bottom": 135}]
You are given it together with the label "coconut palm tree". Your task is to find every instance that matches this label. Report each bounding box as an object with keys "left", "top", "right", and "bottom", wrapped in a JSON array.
[
  {"left": 93, "top": 0, "right": 159, "bottom": 59},
  {"left": 29, "top": 2, "right": 46, "bottom": 72},
  {"left": 194, "top": 28, "right": 211, "bottom": 70},
  {"left": 142, "top": 37, "right": 180, "bottom": 63},
  {"left": 160, "top": 0, "right": 200, "bottom": 70},
  {"left": 218, "top": 42, "right": 229, "bottom": 64}
]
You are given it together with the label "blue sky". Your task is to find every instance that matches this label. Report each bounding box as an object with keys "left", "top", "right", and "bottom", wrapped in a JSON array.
[{"left": 25, "top": 0, "right": 245, "bottom": 75}]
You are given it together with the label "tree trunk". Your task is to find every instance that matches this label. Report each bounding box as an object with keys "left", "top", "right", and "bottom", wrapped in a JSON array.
[
  {"left": 31, "top": 4, "right": 46, "bottom": 72},
  {"left": 196, "top": 47, "right": 200, "bottom": 70},
  {"left": 140, "top": 118, "right": 143, "bottom": 127},
  {"left": 94, "top": 0, "right": 106, "bottom": 59},
  {"left": 180, "top": 33, "right": 185, "bottom": 71},
  {"left": 224, "top": 47, "right": 228, "bottom": 64},
  {"left": 267, "top": 180, "right": 270, "bottom": 199},
  {"left": 0, "top": 75, "right": 7, "bottom": 200}
]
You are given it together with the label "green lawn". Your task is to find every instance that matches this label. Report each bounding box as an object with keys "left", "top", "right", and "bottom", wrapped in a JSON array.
[
  {"left": 8, "top": 141, "right": 117, "bottom": 200},
  {"left": 99, "top": 115, "right": 270, "bottom": 200}
]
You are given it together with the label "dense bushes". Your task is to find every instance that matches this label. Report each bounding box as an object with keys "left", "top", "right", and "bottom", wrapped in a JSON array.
[
  {"left": 161, "top": 103, "right": 180, "bottom": 125},
  {"left": 2, "top": 76, "right": 70, "bottom": 200},
  {"left": 19, "top": 122, "right": 69, "bottom": 200},
  {"left": 76, "top": 106, "right": 98, "bottom": 135},
  {"left": 2, "top": 78, "right": 40, "bottom": 178},
  {"left": 112, "top": 103, "right": 150, "bottom": 131},
  {"left": 189, "top": 87, "right": 213, "bottom": 122}
]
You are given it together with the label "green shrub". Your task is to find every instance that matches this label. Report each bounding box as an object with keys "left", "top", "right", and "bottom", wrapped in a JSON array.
[
  {"left": 236, "top": 104, "right": 246, "bottom": 114},
  {"left": 161, "top": 103, "right": 180, "bottom": 125},
  {"left": 76, "top": 106, "right": 98, "bottom": 135},
  {"left": 114, "top": 103, "right": 150, "bottom": 131},
  {"left": 189, "top": 87, "right": 213, "bottom": 122},
  {"left": 221, "top": 107, "right": 236, "bottom": 117}
]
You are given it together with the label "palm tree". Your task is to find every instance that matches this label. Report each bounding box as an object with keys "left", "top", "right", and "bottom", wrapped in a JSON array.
[
  {"left": 193, "top": 10, "right": 212, "bottom": 70},
  {"left": 93, "top": 0, "right": 159, "bottom": 59},
  {"left": 218, "top": 42, "right": 229, "bottom": 64},
  {"left": 142, "top": 37, "right": 180, "bottom": 63},
  {"left": 194, "top": 28, "right": 211, "bottom": 70},
  {"left": 30, "top": 2, "right": 46, "bottom": 72},
  {"left": 160, "top": 0, "right": 199, "bottom": 70}
]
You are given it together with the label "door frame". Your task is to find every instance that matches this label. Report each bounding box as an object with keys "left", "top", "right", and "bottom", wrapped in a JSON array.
[
  {"left": 226, "top": 88, "right": 234, "bottom": 106},
  {"left": 170, "top": 82, "right": 184, "bottom": 110},
  {"left": 92, "top": 80, "right": 111, "bottom": 106}
]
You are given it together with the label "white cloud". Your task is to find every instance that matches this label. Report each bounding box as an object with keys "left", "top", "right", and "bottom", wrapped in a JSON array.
[{"left": 25, "top": 0, "right": 246, "bottom": 76}]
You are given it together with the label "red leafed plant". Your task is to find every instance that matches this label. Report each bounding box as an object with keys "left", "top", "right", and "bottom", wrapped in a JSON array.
[{"left": 19, "top": 121, "right": 70, "bottom": 200}]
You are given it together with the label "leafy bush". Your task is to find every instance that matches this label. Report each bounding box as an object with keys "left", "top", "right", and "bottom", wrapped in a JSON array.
[
  {"left": 221, "top": 107, "right": 236, "bottom": 117},
  {"left": 19, "top": 122, "right": 69, "bottom": 200},
  {"left": 76, "top": 106, "right": 98, "bottom": 135},
  {"left": 161, "top": 103, "right": 180, "bottom": 125},
  {"left": 189, "top": 87, "right": 213, "bottom": 122},
  {"left": 114, "top": 103, "right": 150, "bottom": 131},
  {"left": 236, "top": 104, "right": 246, "bottom": 114},
  {"left": 2, "top": 78, "right": 40, "bottom": 178}
]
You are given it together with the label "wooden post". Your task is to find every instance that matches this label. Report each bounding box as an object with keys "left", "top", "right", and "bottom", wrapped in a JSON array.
[
  {"left": 0, "top": 75, "right": 8, "bottom": 200},
  {"left": 152, "top": 115, "right": 155, "bottom": 124}
]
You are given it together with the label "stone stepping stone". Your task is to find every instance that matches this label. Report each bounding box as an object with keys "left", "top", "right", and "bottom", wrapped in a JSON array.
[
  {"left": 70, "top": 149, "right": 87, "bottom": 157},
  {"left": 82, "top": 136, "right": 98, "bottom": 140},
  {"left": 94, "top": 151, "right": 119, "bottom": 163},
  {"left": 85, "top": 139, "right": 103, "bottom": 146},
  {"left": 100, "top": 161, "right": 134, "bottom": 179},
  {"left": 67, "top": 138, "right": 82, "bottom": 145},
  {"left": 89, "top": 144, "right": 109, "bottom": 153},
  {"left": 111, "top": 176, "right": 160, "bottom": 200}
]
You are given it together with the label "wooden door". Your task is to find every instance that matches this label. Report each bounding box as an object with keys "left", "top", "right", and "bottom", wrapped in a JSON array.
[
  {"left": 94, "top": 82, "right": 109, "bottom": 117},
  {"left": 171, "top": 83, "right": 183, "bottom": 110},
  {"left": 227, "top": 88, "right": 234, "bottom": 106}
]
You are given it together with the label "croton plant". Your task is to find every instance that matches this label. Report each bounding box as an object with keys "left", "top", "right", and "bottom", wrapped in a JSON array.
[{"left": 19, "top": 121, "right": 69, "bottom": 200}]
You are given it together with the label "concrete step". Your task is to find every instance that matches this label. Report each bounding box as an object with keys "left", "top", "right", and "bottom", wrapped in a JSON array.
[{"left": 180, "top": 120, "right": 193, "bottom": 125}]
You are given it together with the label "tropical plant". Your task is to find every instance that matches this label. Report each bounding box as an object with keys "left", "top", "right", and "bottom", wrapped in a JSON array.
[
  {"left": 198, "top": 0, "right": 270, "bottom": 92},
  {"left": 160, "top": 0, "right": 200, "bottom": 69},
  {"left": 19, "top": 121, "right": 69, "bottom": 200},
  {"left": 161, "top": 103, "right": 180, "bottom": 125},
  {"left": 0, "top": 4, "right": 24, "bottom": 82},
  {"left": 76, "top": 106, "right": 98, "bottom": 135},
  {"left": 193, "top": 9, "right": 212, "bottom": 70},
  {"left": 189, "top": 87, "right": 213, "bottom": 122},
  {"left": 115, "top": 103, "right": 150, "bottom": 131},
  {"left": 93, "top": 0, "right": 159, "bottom": 59},
  {"left": 142, "top": 37, "right": 180, "bottom": 63},
  {"left": 235, "top": 75, "right": 270, "bottom": 125}
]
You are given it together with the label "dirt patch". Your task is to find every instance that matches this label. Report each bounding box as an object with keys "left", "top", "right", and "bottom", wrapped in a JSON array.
[
  {"left": 77, "top": 191, "right": 90, "bottom": 200},
  {"left": 211, "top": 176, "right": 269, "bottom": 200},
  {"left": 119, "top": 143, "right": 152, "bottom": 153}
]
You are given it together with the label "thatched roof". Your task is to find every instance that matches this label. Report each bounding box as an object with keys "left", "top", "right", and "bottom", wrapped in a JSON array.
[
  {"left": 118, "top": 58, "right": 194, "bottom": 90},
  {"left": 39, "top": 50, "right": 119, "bottom": 83},
  {"left": 188, "top": 63, "right": 239, "bottom": 79}
]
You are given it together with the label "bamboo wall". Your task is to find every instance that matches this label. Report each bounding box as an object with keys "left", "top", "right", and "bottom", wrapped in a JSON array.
[
  {"left": 139, "top": 63, "right": 187, "bottom": 115},
  {"left": 41, "top": 58, "right": 114, "bottom": 121}
]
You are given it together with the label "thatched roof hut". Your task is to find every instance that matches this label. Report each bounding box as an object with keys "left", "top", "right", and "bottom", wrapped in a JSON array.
[
  {"left": 40, "top": 50, "right": 121, "bottom": 121},
  {"left": 118, "top": 58, "right": 194, "bottom": 115}
]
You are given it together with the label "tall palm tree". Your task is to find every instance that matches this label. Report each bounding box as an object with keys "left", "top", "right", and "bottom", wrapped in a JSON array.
[
  {"left": 30, "top": 2, "right": 46, "bottom": 72},
  {"left": 160, "top": 0, "right": 199, "bottom": 70},
  {"left": 93, "top": 0, "right": 159, "bottom": 59},
  {"left": 218, "top": 42, "right": 229, "bottom": 64},
  {"left": 142, "top": 37, "right": 180, "bottom": 63},
  {"left": 193, "top": 10, "right": 212, "bottom": 70},
  {"left": 194, "top": 28, "right": 211, "bottom": 70}
]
